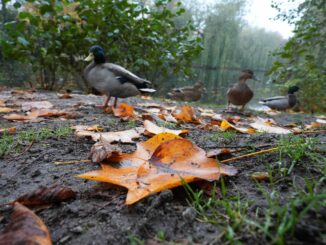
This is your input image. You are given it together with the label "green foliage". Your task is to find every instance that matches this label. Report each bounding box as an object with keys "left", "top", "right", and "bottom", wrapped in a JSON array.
[
  {"left": 269, "top": 0, "right": 326, "bottom": 113},
  {"left": 0, "top": 0, "right": 202, "bottom": 90}
]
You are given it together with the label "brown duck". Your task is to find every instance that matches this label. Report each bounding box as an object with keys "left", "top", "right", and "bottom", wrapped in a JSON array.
[
  {"left": 227, "top": 70, "right": 257, "bottom": 111},
  {"left": 167, "top": 81, "right": 205, "bottom": 101}
]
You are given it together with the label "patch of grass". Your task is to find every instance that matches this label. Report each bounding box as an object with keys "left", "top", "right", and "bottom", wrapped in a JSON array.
[
  {"left": 156, "top": 120, "right": 179, "bottom": 129},
  {"left": 125, "top": 120, "right": 136, "bottom": 129},
  {"left": 127, "top": 234, "right": 144, "bottom": 245},
  {"left": 277, "top": 135, "right": 325, "bottom": 175},
  {"left": 0, "top": 125, "right": 73, "bottom": 157},
  {"left": 209, "top": 131, "right": 237, "bottom": 141}
]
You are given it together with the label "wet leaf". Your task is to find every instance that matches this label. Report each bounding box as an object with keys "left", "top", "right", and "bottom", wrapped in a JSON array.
[
  {"left": 220, "top": 120, "right": 256, "bottom": 134},
  {"left": 143, "top": 120, "right": 188, "bottom": 136},
  {"left": 172, "top": 105, "right": 201, "bottom": 124},
  {"left": 13, "top": 186, "right": 76, "bottom": 207},
  {"left": 0, "top": 203, "right": 52, "bottom": 245},
  {"left": 250, "top": 118, "right": 291, "bottom": 134},
  {"left": 89, "top": 142, "right": 122, "bottom": 162},
  {"left": 73, "top": 125, "right": 145, "bottom": 143},
  {"left": 78, "top": 133, "right": 237, "bottom": 205},
  {"left": 112, "top": 103, "right": 134, "bottom": 119}
]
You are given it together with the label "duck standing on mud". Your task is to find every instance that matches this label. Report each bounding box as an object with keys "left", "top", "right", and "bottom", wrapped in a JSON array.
[
  {"left": 227, "top": 69, "right": 258, "bottom": 112},
  {"left": 84, "top": 45, "right": 155, "bottom": 108}
]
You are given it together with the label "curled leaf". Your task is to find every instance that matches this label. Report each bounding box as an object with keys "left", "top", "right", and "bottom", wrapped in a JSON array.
[
  {"left": 13, "top": 186, "right": 76, "bottom": 207},
  {"left": 89, "top": 142, "right": 122, "bottom": 162},
  {"left": 0, "top": 203, "right": 52, "bottom": 245},
  {"left": 112, "top": 103, "right": 134, "bottom": 119},
  {"left": 172, "top": 105, "right": 201, "bottom": 124},
  {"left": 220, "top": 120, "right": 255, "bottom": 134}
]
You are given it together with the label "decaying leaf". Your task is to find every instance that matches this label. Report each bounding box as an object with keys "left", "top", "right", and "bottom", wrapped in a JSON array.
[
  {"left": 89, "top": 142, "right": 122, "bottom": 162},
  {"left": 143, "top": 120, "right": 188, "bottom": 136},
  {"left": 0, "top": 203, "right": 52, "bottom": 245},
  {"left": 250, "top": 118, "right": 291, "bottom": 134},
  {"left": 12, "top": 186, "right": 76, "bottom": 207},
  {"left": 73, "top": 125, "right": 145, "bottom": 143},
  {"left": 112, "top": 103, "right": 134, "bottom": 119},
  {"left": 78, "top": 133, "right": 237, "bottom": 205},
  {"left": 22, "top": 101, "right": 53, "bottom": 111},
  {"left": 251, "top": 172, "right": 270, "bottom": 181},
  {"left": 220, "top": 120, "right": 256, "bottom": 134},
  {"left": 172, "top": 105, "right": 201, "bottom": 124},
  {"left": 0, "top": 127, "right": 16, "bottom": 135}
]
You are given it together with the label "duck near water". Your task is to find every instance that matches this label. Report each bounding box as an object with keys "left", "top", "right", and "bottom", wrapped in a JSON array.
[
  {"left": 167, "top": 81, "right": 205, "bottom": 101},
  {"left": 259, "top": 86, "right": 299, "bottom": 110},
  {"left": 83, "top": 45, "right": 155, "bottom": 108},
  {"left": 227, "top": 69, "right": 257, "bottom": 112}
]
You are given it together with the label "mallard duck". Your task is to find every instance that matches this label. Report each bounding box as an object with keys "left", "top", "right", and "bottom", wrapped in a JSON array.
[
  {"left": 167, "top": 81, "right": 205, "bottom": 101},
  {"left": 83, "top": 45, "right": 155, "bottom": 108},
  {"left": 259, "top": 86, "right": 299, "bottom": 110},
  {"left": 227, "top": 69, "right": 257, "bottom": 111}
]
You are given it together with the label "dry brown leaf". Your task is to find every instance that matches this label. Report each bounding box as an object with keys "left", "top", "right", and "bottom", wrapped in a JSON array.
[
  {"left": 250, "top": 118, "right": 291, "bottom": 134},
  {"left": 0, "top": 99, "right": 5, "bottom": 107},
  {"left": 305, "top": 121, "right": 322, "bottom": 129},
  {"left": 0, "top": 127, "right": 16, "bottom": 135},
  {"left": 172, "top": 105, "right": 201, "bottom": 124},
  {"left": 78, "top": 133, "right": 237, "bottom": 205},
  {"left": 11, "top": 186, "right": 76, "bottom": 207},
  {"left": 73, "top": 125, "right": 144, "bottom": 143},
  {"left": 22, "top": 101, "right": 53, "bottom": 111},
  {"left": 3, "top": 110, "right": 40, "bottom": 121},
  {"left": 0, "top": 203, "right": 52, "bottom": 245},
  {"left": 220, "top": 120, "right": 256, "bottom": 134},
  {"left": 143, "top": 120, "right": 188, "bottom": 136},
  {"left": 89, "top": 142, "right": 122, "bottom": 162},
  {"left": 112, "top": 103, "right": 134, "bottom": 119}
]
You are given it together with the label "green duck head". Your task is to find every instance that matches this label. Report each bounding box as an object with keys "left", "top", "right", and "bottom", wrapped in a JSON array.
[
  {"left": 288, "top": 86, "right": 299, "bottom": 94},
  {"left": 84, "top": 45, "right": 106, "bottom": 63}
]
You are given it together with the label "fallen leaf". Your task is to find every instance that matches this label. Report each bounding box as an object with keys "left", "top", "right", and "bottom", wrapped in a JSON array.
[
  {"left": 3, "top": 109, "right": 77, "bottom": 121},
  {"left": 78, "top": 133, "right": 237, "bottom": 204},
  {"left": 73, "top": 125, "right": 145, "bottom": 143},
  {"left": 0, "top": 127, "right": 16, "bottom": 135},
  {"left": 0, "top": 99, "right": 5, "bottom": 107},
  {"left": 22, "top": 101, "right": 53, "bottom": 111},
  {"left": 89, "top": 142, "right": 122, "bottom": 162},
  {"left": 305, "top": 121, "right": 322, "bottom": 129},
  {"left": 0, "top": 203, "right": 52, "bottom": 245},
  {"left": 57, "top": 93, "right": 72, "bottom": 99},
  {"left": 220, "top": 120, "right": 256, "bottom": 134},
  {"left": 250, "top": 119, "right": 291, "bottom": 134},
  {"left": 0, "top": 107, "right": 16, "bottom": 113},
  {"left": 172, "top": 105, "right": 201, "bottom": 124},
  {"left": 112, "top": 103, "right": 134, "bottom": 119},
  {"left": 251, "top": 172, "right": 270, "bottom": 181},
  {"left": 138, "top": 103, "right": 163, "bottom": 109},
  {"left": 206, "top": 148, "right": 233, "bottom": 158},
  {"left": 3, "top": 110, "right": 40, "bottom": 121},
  {"left": 12, "top": 186, "right": 76, "bottom": 207},
  {"left": 143, "top": 120, "right": 188, "bottom": 136}
]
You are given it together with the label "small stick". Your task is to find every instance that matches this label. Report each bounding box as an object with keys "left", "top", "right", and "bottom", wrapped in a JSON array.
[
  {"left": 220, "top": 147, "right": 278, "bottom": 164},
  {"left": 54, "top": 159, "right": 91, "bottom": 165},
  {"left": 294, "top": 130, "right": 326, "bottom": 135}
]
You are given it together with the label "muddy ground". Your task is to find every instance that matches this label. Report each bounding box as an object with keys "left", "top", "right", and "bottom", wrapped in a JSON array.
[{"left": 0, "top": 90, "right": 325, "bottom": 245}]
